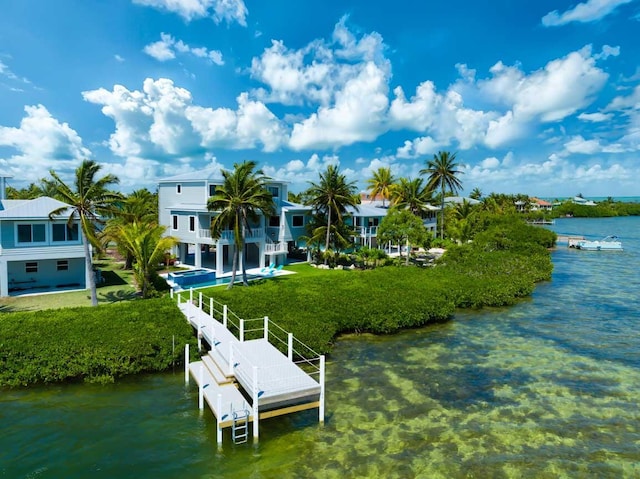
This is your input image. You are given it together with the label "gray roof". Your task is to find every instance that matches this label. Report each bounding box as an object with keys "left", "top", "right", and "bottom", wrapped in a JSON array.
[
  {"left": 0, "top": 197, "right": 75, "bottom": 219},
  {"left": 158, "top": 167, "right": 288, "bottom": 184},
  {"left": 158, "top": 168, "right": 223, "bottom": 183},
  {"left": 347, "top": 204, "right": 388, "bottom": 217},
  {"left": 444, "top": 196, "right": 481, "bottom": 205},
  {"left": 276, "top": 198, "right": 312, "bottom": 212}
]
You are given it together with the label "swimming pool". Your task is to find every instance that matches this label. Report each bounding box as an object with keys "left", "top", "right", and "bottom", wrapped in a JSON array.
[
  {"left": 170, "top": 273, "right": 261, "bottom": 290},
  {"left": 168, "top": 269, "right": 216, "bottom": 287}
]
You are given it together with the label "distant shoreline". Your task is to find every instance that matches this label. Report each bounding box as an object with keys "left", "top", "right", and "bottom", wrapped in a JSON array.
[{"left": 541, "top": 196, "right": 640, "bottom": 203}]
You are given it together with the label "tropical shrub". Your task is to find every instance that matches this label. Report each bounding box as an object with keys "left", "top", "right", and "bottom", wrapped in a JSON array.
[{"left": 0, "top": 298, "right": 196, "bottom": 387}]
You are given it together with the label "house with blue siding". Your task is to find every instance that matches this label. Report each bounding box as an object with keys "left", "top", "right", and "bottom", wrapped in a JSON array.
[
  {"left": 158, "top": 169, "right": 311, "bottom": 276},
  {"left": 0, "top": 175, "right": 88, "bottom": 297},
  {"left": 348, "top": 197, "right": 438, "bottom": 249}
]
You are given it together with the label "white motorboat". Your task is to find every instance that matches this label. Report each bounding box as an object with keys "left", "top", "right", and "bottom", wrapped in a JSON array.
[{"left": 574, "top": 235, "right": 623, "bottom": 251}]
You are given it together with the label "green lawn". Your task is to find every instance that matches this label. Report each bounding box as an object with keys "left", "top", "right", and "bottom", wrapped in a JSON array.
[{"left": 0, "top": 257, "right": 138, "bottom": 312}]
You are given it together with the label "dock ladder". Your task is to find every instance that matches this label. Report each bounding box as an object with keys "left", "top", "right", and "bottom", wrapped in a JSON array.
[{"left": 232, "top": 409, "right": 250, "bottom": 444}]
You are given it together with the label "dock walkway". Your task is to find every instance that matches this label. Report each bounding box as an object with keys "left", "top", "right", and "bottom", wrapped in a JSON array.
[{"left": 175, "top": 289, "right": 325, "bottom": 444}]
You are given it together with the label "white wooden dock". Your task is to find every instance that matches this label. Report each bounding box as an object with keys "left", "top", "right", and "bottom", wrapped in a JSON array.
[{"left": 174, "top": 289, "right": 325, "bottom": 444}]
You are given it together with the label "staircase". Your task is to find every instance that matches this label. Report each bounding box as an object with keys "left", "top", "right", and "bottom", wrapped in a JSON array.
[{"left": 189, "top": 351, "right": 251, "bottom": 444}]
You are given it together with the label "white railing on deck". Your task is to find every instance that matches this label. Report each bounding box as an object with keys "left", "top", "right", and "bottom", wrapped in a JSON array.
[
  {"left": 359, "top": 226, "right": 378, "bottom": 237},
  {"left": 174, "top": 289, "right": 323, "bottom": 384},
  {"left": 264, "top": 241, "right": 287, "bottom": 254},
  {"left": 204, "top": 228, "right": 265, "bottom": 242},
  {"left": 173, "top": 287, "right": 326, "bottom": 432}
]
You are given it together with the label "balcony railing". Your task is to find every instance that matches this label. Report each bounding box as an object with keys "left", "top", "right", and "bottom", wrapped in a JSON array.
[
  {"left": 198, "top": 228, "right": 265, "bottom": 242},
  {"left": 358, "top": 226, "right": 378, "bottom": 237}
]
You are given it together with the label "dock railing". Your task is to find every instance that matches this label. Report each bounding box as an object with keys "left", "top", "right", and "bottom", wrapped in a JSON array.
[
  {"left": 177, "top": 289, "right": 323, "bottom": 376},
  {"left": 173, "top": 288, "right": 325, "bottom": 418}
]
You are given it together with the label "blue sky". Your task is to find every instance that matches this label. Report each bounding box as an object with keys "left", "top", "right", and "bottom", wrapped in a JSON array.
[{"left": 1, "top": 0, "right": 639, "bottom": 197}]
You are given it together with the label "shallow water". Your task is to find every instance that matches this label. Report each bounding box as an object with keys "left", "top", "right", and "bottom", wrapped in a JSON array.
[{"left": 2, "top": 217, "right": 639, "bottom": 478}]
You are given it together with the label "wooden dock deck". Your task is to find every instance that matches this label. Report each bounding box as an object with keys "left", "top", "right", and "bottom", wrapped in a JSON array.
[{"left": 175, "top": 290, "right": 325, "bottom": 444}]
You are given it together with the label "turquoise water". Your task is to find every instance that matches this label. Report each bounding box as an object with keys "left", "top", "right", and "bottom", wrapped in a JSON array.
[
  {"left": 173, "top": 273, "right": 260, "bottom": 291},
  {"left": 2, "top": 217, "right": 639, "bottom": 477}
]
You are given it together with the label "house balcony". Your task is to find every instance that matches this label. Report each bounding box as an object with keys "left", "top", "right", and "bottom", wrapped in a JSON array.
[
  {"left": 265, "top": 238, "right": 288, "bottom": 255},
  {"left": 0, "top": 244, "right": 86, "bottom": 260},
  {"left": 358, "top": 226, "right": 378, "bottom": 238},
  {"left": 197, "top": 228, "right": 265, "bottom": 243}
]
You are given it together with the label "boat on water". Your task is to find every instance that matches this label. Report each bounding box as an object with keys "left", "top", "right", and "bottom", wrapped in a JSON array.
[{"left": 573, "top": 235, "right": 623, "bottom": 251}]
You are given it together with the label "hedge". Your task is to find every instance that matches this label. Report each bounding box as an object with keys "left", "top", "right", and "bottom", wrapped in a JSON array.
[{"left": 0, "top": 298, "right": 196, "bottom": 387}]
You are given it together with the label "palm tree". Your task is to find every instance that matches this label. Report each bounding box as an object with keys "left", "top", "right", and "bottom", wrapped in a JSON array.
[
  {"left": 390, "top": 177, "right": 433, "bottom": 217},
  {"left": 111, "top": 222, "right": 178, "bottom": 298},
  {"left": 421, "top": 151, "right": 464, "bottom": 239},
  {"left": 366, "top": 167, "right": 395, "bottom": 207},
  {"left": 207, "top": 161, "right": 274, "bottom": 288},
  {"left": 7, "top": 178, "right": 58, "bottom": 199},
  {"left": 49, "top": 160, "right": 122, "bottom": 306},
  {"left": 103, "top": 189, "right": 158, "bottom": 269},
  {"left": 469, "top": 187, "right": 483, "bottom": 200},
  {"left": 306, "top": 165, "right": 359, "bottom": 257}
]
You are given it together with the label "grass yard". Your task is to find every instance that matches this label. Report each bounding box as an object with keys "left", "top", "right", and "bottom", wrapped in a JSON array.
[{"left": 0, "top": 256, "right": 138, "bottom": 312}]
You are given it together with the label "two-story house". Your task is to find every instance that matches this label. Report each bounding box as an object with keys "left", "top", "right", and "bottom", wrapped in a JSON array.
[
  {"left": 348, "top": 196, "right": 439, "bottom": 249},
  {"left": 158, "top": 169, "right": 311, "bottom": 276},
  {"left": 0, "top": 175, "right": 88, "bottom": 297}
]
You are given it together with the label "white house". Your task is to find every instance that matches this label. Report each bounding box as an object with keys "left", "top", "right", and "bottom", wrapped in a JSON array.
[
  {"left": 158, "top": 169, "right": 311, "bottom": 276},
  {"left": 0, "top": 175, "right": 88, "bottom": 297},
  {"left": 347, "top": 203, "right": 438, "bottom": 249}
]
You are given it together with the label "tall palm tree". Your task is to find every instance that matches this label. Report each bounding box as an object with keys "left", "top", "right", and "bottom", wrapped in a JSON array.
[
  {"left": 49, "top": 160, "right": 122, "bottom": 306},
  {"left": 111, "top": 222, "right": 178, "bottom": 298},
  {"left": 207, "top": 161, "right": 274, "bottom": 288},
  {"left": 366, "top": 167, "right": 395, "bottom": 207},
  {"left": 306, "top": 165, "right": 359, "bottom": 257},
  {"left": 390, "top": 177, "right": 433, "bottom": 217},
  {"left": 103, "top": 189, "right": 159, "bottom": 269},
  {"left": 421, "top": 151, "right": 464, "bottom": 239}
]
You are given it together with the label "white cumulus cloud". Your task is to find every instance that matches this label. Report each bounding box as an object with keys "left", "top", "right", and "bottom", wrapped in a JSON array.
[
  {"left": 82, "top": 78, "right": 287, "bottom": 163},
  {"left": 250, "top": 16, "right": 388, "bottom": 107},
  {"left": 0, "top": 104, "right": 91, "bottom": 182},
  {"left": 288, "top": 61, "right": 390, "bottom": 150},
  {"left": 144, "top": 33, "right": 224, "bottom": 65},
  {"left": 542, "top": 0, "right": 633, "bottom": 27},
  {"left": 578, "top": 112, "right": 613, "bottom": 122},
  {"left": 133, "top": 0, "right": 247, "bottom": 25}
]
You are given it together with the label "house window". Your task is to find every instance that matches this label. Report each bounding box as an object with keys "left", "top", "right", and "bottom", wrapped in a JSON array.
[
  {"left": 269, "top": 216, "right": 280, "bottom": 227},
  {"left": 209, "top": 184, "right": 216, "bottom": 196},
  {"left": 189, "top": 216, "right": 196, "bottom": 232},
  {"left": 52, "top": 224, "right": 79, "bottom": 242},
  {"left": 26, "top": 262, "right": 38, "bottom": 273},
  {"left": 172, "top": 215, "right": 178, "bottom": 230},
  {"left": 57, "top": 260, "right": 69, "bottom": 271},
  {"left": 268, "top": 186, "right": 279, "bottom": 198},
  {"left": 292, "top": 215, "right": 304, "bottom": 227},
  {"left": 176, "top": 184, "right": 182, "bottom": 194},
  {"left": 17, "top": 224, "right": 46, "bottom": 244}
]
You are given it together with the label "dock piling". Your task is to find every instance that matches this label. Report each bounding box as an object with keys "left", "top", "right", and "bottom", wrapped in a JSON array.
[
  {"left": 198, "top": 364, "right": 204, "bottom": 411},
  {"left": 216, "top": 394, "right": 223, "bottom": 444},
  {"left": 184, "top": 344, "right": 190, "bottom": 384},
  {"left": 319, "top": 355, "right": 325, "bottom": 423},
  {"left": 252, "top": 366, "right": 259, "bottom": 440}
]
